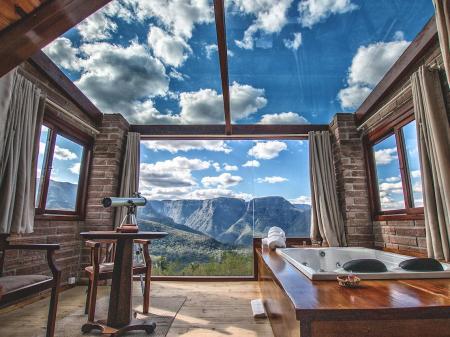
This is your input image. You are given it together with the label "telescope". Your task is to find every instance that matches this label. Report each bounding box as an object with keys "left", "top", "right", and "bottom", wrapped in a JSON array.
[
  {"left": 102, "top": 196, "right": 147, "bottom": 208},
  {"left": 101, "top": 193, "right": 146, "bottom": 233}
]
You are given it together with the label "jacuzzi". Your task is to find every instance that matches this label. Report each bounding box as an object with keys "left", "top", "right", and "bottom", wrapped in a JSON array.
[{"left": 277, "top": 247, "right": 450, "bottom": 280}]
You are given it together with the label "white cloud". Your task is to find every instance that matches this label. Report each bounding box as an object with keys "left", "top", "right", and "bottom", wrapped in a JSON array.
[
  {"left": 290, "top": 195, "right": 312, "bottom": 205},
  {"left": 258, "top": 112, "right": 309, "bottom": 124},
  {"left": 204, "top": 43, "right": 233, "bottom": 59},
  {"left": 142, "top": 140, "right": 232, "bottom": 154},
  {"left": 131, "top": 0, "right": 214, "bottom": 39},
  {"left": 248, "top": 141, "right": 287, "bottom": 160},
  {"left": 213, "top": 162, "right": 221, "bottom": 172},
  {"left": 283, "top": 32, "right": 302, "bottom": 50},
  {"left": 187, "top": 188, "right": 252, "bottom": 201},
  {"left": 223, "top": 164, "right": 238, "bottom": 171},
  {"left": 77, "top": 11, "right": 117, "bottom": 41},
  {"left": 374, "top": 147, "right": 398, "bottom": 165},
  {"left": 54, "top": 146, "right": 77, "bottom": 161},
  {"left": 378, "top": 181, "right": 403, "bottom": 195},
  {"left": 43, "top": 38, "right": 81, "bottom": 71},
  {"left": 411, "top": 170, "right": 421, "bottom": 178},
  {"left": 76, "top": 42, "right": 169, "bottom": 119},
  {"left": 298, "top": 0, "right": 358, "bottom": 28},
  {"left": 179, "top": 82, "right": 267, "bottom": 123},
  {"left": 70, "top": 163, "right": 81, "bottom": 175},
  {"left": 385, "top": 176, "right": 400, "bottom": 182},
  {"left": 338, "top": 36, "right": 410, "bottom": 110},
  {"left": 39, "top": 142, "right": 46, "bottom": 154},
  {"left": 140, "top": 156, "right": 210, "bottom": 188},
  {"left": 148, "top": 25, "right": 192, "bottom": 67},
  {"left": 201, "top": 173, "right": 243, "bottom": 188},
  {"left": 232, "top": 0, "right": 293, "bottom": 50},
  {"left": 256, "top": 176, "right": 288, "bottom": 184},
  {"left": 242, "top": 160, "right": 260, "bottom": 167}
]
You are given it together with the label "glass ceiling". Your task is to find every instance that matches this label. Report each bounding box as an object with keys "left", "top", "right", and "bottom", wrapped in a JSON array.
[{"left": 43, "top": 0, "right": 434, "bottom": 126}]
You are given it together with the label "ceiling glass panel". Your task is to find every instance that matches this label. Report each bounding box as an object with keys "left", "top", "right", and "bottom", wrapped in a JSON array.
[
  {"left": 43, "top": 0, "right": 223, "bottom": 124},
  {"left": 226, "top": 0, "right": 434, "bottom": 125}
]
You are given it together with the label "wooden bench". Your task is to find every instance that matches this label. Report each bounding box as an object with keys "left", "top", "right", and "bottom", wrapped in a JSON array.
[{"left": 0, "top": 234, "right": 61, "bottom": 337}]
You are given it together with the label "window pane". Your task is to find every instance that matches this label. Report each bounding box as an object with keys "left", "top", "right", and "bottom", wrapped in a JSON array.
[
  {"left": 35, "top": 126, "right": 50, "bottom": 206},
  {"left": 138, "top": 139, "right": 310, "bottom": 276},
  {"left": 46, "top": 135, "right": 84, "bottom": 211},
  {"left": 373, "top": 134, "right": 405, "bottom": 211},
  {"left": 402, "top": 121, "right": 423, "bottom": 207}
]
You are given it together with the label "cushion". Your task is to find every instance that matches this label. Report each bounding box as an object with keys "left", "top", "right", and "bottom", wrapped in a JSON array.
[
  {"left": 399, "top": 258, "right": 443, "bottom": 271},
  {"left": 343, "top": 259, "right": 388, "bottom": 273},
  {"left": 0, "top": 275, "right": 51, "bottom": 294},
  {"left": 85, "top": 262, "right": 146, "bottom": 274}
]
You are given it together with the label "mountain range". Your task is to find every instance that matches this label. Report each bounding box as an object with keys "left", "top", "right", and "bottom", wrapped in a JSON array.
[{"left": 139, "top": 196, "right": 311, "bottom": 245}]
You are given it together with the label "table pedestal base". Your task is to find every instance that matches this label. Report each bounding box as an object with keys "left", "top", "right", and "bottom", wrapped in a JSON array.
[{"left": 81, "top": 318, "right": 156, "bottom": 336}]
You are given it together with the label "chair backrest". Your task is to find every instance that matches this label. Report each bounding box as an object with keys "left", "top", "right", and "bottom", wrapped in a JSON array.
[{"left": 92, "top": 240, "right": 117, "bottom": 265}]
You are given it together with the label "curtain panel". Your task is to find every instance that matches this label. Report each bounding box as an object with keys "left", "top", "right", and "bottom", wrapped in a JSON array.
[
  {"left": 309, "top": 131, "right": 347, "bottom": 247},
  {"left": 433, "top": 0, "right": 450, "bottom": 85},
  {"left": 0, "top": 71, "right": 43, "bottom": 234},
  {"left": 411, "top": 66, "right": 450, "bottom": 261},
  {"left": 114, "top": 132, "right": 141, "bottom": 228}
]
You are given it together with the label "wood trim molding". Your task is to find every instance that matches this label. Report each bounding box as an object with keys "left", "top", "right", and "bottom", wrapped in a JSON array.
[
  {"left": 133, "top": 124, "right": 329, "bottom": 138},
  {"left": 0, "top": 0, "right": 113, "bottom": 78},
  {"left": 356, "top": 17, "right": 438, "bottom": 123}
]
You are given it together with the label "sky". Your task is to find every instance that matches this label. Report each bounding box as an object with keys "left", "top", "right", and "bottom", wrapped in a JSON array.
[{"left": 39, "top": 0, "right": 432, "bottom": 204}]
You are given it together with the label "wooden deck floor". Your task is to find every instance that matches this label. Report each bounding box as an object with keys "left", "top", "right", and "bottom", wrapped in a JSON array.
[{"left": 0, "top": 281, "right": 274, "bottom": 337}]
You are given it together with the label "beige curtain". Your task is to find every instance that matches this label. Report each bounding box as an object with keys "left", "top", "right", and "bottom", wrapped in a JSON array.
[
  {"left": 309, "top": 131, "right": 347, "bottom": 247},
  {"left": 433, "top": 0, "right": 450, "bottom": 84},
  {"left": 114, "top": 132, "right": 141, "bottom": 227},
  {"left": 411, "top": 66, "right": 450, "bottom": 261},
  {"left": 0, "top": 70, "right": 15, "bottom": 163},
  {"left": 0, "top": 72, "right": 43, "bottom": 234}
]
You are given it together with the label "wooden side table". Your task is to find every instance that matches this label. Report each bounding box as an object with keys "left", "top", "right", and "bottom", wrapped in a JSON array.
[{"left": 80, "top": 231, "right": 167, "bottom": 336}]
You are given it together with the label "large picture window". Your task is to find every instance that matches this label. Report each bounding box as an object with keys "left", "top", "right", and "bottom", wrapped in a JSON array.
[
  {"left": 138, "top": 139, "right": 311, "bottom": 276},
  {"left": 35, "top": 120, "right": 91, "bottom": 217},
  {"left": 368, "top": 116, "right": 424, "bottom": 219}
]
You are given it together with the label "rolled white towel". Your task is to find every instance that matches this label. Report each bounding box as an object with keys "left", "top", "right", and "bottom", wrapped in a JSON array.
[
  {"left": 268, "top": 227, "right": 285, "bottom": 239},
  {"left": 262, "top": 238, "right": 269, "bottom": 247},
  {"left": 267, "top": 235, "right": 286, "bottom": 250}
]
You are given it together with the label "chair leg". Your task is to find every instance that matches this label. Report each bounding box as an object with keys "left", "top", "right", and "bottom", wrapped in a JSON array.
[
  {"left": 143, "top": 268, "right": 151, "bottom": 314},
  {"left": 46, "top": 278, "right": 60, "bottom": 337},
  {"left": 87, "top": 275, "right": 98, "bottom": 322},
  {"left": 85, "top": 280, "right": 91, "bottom": 314}
]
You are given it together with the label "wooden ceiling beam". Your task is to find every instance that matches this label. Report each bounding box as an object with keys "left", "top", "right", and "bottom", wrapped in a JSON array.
[
  {"left": 132, "top": 124, "right": 329, "bottom": 140},
  {"left": 0, "top": 0, "right": 113, "bottom": 78},
  {"left": 213, "top": 0, "right": 232, "bottom": 135}
]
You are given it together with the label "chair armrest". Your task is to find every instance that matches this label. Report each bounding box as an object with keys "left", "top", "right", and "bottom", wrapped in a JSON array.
[
  {"left": 134, "top": 239, "right": 150, "bottom": 245},
  {"left": 6, "top": 243, "right": 60, "bottom": 251},
  {"left": 85, "top": 240, "right": 101, "bottom": 248},
  {"left": 5, "top": 244, "right": 61, "bottom": 279}
]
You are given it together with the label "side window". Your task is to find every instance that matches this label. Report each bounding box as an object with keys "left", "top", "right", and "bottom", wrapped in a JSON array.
[{"left": 35, "top": 123, "right": 89, "bottom": 216}]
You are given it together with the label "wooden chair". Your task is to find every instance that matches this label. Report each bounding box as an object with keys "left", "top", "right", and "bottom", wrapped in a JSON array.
[
  {"left": 0, "top": 234, "right": 61, "bottom": 337},
  {"left": 84, "top": 239, "right": 152, "bottom": 322}
]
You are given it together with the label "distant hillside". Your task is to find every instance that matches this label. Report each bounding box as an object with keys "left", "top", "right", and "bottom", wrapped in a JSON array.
[
  {"left": 141, "top": 196, "right": 311, "bottom": 245},
  {"left": 40, "top": 179, "right": 78, "bottom": 210}
]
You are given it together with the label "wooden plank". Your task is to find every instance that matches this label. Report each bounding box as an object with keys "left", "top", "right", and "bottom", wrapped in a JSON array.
[
  {"left": 355, "top": 17, "right": 438, "bottom": 123},
  {"left": 29, "top": 51, "right": 103, "bottom": 123},
  {"left": 133, "top": 124, "right": 329, "bottom": 139},
  {"left": 0, "top": 0, "right": 113, "bottom": 77},
  {"left": 213, "top": 0, "right": 231, "bottom": 134}
]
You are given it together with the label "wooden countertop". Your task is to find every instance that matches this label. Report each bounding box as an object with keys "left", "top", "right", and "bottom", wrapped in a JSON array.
[{"left": 258, "top": 248, "right": 450, "bottom": 321}]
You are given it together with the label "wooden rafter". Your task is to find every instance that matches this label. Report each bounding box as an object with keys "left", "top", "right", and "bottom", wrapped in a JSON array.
[
  {"left": 213, "top": 0, "right": 232, "bottom": 135},
  {"left": 132, "top": 124, "right": 329, "bottom": 140},
  {"left": 0, "top": 0, "right": 113, "bottom": 77}
]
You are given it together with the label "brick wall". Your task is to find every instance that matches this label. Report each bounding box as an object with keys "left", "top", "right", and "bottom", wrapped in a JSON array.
[
  {"left": 330, "top": 113, "right": 373, "bottom": 247},
  {"left": 80, "top": 114, "right": 129, "bottom": 269}
]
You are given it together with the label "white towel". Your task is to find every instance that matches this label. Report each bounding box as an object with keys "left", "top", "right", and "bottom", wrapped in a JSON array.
[
  {"left": 268, "top": 227, "right": 285, "bottom": 238},
  {"left": 267, "top": 235, "right": 286, "bottom": 250}
]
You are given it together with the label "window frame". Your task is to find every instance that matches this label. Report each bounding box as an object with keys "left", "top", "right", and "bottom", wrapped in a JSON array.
[
  {"left": 35, "top": 111, "right": 93, "bottom": 220},
  {"left": 365, "top": 111, "right": 424, "bottom": 221}
]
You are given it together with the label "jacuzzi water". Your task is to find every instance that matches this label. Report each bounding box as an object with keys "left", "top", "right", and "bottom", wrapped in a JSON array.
[{"left": 276, "top": 247, "right": 450, "bottom": 280}]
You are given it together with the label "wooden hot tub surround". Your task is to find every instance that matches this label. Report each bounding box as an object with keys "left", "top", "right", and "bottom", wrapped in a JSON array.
[{"left": 257, "top": 248, "right": 450, "bottom": 337}]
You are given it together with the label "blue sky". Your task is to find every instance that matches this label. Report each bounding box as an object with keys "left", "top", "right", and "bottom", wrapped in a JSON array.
[{"left": 40, "top": 0, "right": 432, "bottom": 203}]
